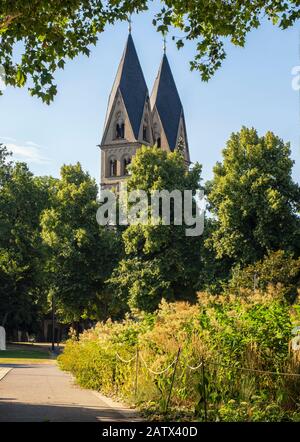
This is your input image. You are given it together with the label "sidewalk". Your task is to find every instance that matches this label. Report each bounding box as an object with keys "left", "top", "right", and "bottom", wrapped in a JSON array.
[
  {"left": 0, "top": 364, "right": 140, "bottom": 422},
  {"left": 0, "top": 367, "right": 11, "bottom": 381}
]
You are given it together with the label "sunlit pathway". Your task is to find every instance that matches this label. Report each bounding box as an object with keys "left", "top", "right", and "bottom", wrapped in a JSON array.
[{"left": 0, "top": 364, "right": 139, "bottom": 422}]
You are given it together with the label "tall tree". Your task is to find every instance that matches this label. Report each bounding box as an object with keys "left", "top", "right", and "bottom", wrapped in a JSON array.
[
  {"left": 1, "top": 1, "right": 300, "bottom": 102},
  {"left": 40, "top": 162, "right": 121, "bottom": 324},
  {"left": 0, "top": 144, "right": 49, "bottom": 333},
  {"left": 207, "top": 127, "right": 300, "bottom": 265},
  {"left": 109, "top": 146, "right": 203, "bottom": 312}
]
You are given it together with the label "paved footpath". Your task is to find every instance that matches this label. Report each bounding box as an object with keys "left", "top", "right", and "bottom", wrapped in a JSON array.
[{"left": 0, "top": 364, "right": 139, "bottom": 422}]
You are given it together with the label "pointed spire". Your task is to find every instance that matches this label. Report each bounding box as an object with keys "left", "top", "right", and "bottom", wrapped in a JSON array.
[
  {"left": 103, "top": 34, "right": 148, "bottom": 140},
  {"left": 128, "top": 15, "right": 132, "bottom": 34},
  {"left": 150, "top": 54, "right": 187, "bottom": 152}
]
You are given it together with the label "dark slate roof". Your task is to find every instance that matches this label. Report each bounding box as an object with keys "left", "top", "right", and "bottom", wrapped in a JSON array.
[
  {"left": 104, "top": 34, "right": 148, "bottom": 140},
  {"left": 150, "top": 54, "right": 184, "bottom": 151}
]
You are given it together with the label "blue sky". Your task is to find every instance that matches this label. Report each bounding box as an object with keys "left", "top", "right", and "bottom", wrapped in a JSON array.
[{"left": 0, "top": 3, "right": 299, "bottom": 185}]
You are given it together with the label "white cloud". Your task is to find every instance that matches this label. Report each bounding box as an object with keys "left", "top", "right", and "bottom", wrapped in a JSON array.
[
  {"left": 25, "top": 141, "right": 43, "bottom": 148},
  {"left": 0, "top": 136, "right": 17, "bottom": 142},
  {"left": 5, "top": 142, "right": 50, "bottom": 165},
  {"left": 0, "top": 137, "right": 50, "bottom": 164}
]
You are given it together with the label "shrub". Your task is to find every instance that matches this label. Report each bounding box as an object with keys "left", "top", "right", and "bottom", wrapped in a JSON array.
[
  {"left": 227, "top": 250, "right": 300, "bottom": 302},
  {"left": 58, "top": 291, "right": 300, "bottom": 421}
]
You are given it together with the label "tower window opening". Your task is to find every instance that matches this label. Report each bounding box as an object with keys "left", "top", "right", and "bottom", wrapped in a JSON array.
[
  {"left": 110, "top": 159, "right": 117, "bottom": 177},
  {"left": 143, "top": 116, "right": 149, "bottom": 142},
  {"left": 123, "top": 157, "right": 131, "bottom": 175},
  {"left": 116, "top": 123, "right": 125, "bottom": 139},
  {"left": 115, "top": 113, "right": 125, "bottom": 139},
  {"left": 143, "top": 125, "right": 149, "bottom": 142},
  {"left": 153, "top": 123, "right": 161, "bottom": 148}
]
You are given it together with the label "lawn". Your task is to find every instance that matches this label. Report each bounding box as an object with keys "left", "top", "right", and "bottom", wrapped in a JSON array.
[{"left": 0, "top": 344, "right": 56, "bottom": 364}]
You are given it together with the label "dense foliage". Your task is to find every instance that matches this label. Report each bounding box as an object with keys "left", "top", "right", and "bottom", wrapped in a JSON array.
[
  {"left": 40, "top": 163, "right": 121, "bottom": 324},
  {"left": 1, "top": 1, "right": 300, "bottom": 101},
  {"left": 109, "top": 146, "right": 203, "bottom": 312},
  {"left": 0, "top": 144, "right": 51, "bottom": 332},
  {"left": 228, "top": 250, "right": 300, "bottom": 302},
  {"left": 1, "top": 123, "right": 300, "bottom": 420},
  {"left": 206, "top": 128, "right": 300, "bottom": 265},
  {"left": 58, "top": 290, "right": 300, "bottom": 421},
  {"left": 0, "top": 147, "right": 122, "bottom": 332},
  {"left": 1, "top": 125, "right": 300, "bottom": 369}
]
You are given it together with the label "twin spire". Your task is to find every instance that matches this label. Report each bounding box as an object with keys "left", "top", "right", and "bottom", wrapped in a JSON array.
[
  {"left": 101, "top": 33, "right": 189, "bottom": 160},
  {"left": 103, "top": 34, "right": 148, "bottom": 141}
]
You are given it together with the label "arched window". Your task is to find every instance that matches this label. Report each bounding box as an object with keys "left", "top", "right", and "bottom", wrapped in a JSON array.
[
  {"left": 115, "top": 112, "right": 125, "bottom": 139},
  {"left": 123, "top": 157, "right": 131, "bottom": 175},
  {"left": 153, "top": 123, "right": 161, "bottom": 148},
  {"left": 116, "top": 122, "right": 125, "bottom": 139},
  {"left": 109, "top": 159, "right": 117, "bottom": 177},
  {"left": 143, "top": 116, "right": 149, "bottom": 142}
]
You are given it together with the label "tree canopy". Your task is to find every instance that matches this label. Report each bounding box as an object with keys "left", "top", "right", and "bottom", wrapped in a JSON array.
[
  {"left": 109, "top": 146, "right": 203, "bottom": 312},
  {"left": 1, "top": 1, "right": 300, "bottom": 102},
  {"left": 0, "top": 144, "right": 51, "bottom": 332},
  {"left": 40, "top": 162, "right": 121, "bottom": 324},
  {"left": 1, "top": 125, "right": 300, "bottom": 334},
  {"left": 228, "top": 250, "right": 300, "bottom": 302},
  {"left": 206, "top": 127, "right": 300, "bottom": 265}
]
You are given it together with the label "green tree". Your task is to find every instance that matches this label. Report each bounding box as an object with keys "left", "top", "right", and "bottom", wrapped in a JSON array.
[
  {"left": 228, "top": 250, "right": 300, "bottom": 302},
  {"left": 207, "top": 127, "right": 300, "bottom": 265},
  {"left": 196, "top": 218, "right": 233, "bottom": 294},
  {"left": 0, "top": 144, "right": 49, "bottom": 333},
  {"left": 109, "top": 146, "right": 203, "bottom": 312},
  {"left": 1, "top": 1, "right": 300, "bottom": 101},
  {"left": 41, "top": 162, "right": 121, "bottom": 324}
]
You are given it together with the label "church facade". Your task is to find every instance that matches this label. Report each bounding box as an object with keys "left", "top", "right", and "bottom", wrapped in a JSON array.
[{"left": 100, "top": 33, "right": 190, "bottom": 190}]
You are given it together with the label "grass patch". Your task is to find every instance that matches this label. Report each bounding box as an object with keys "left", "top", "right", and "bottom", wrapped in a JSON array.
[{"left": 0, "top": 344, "right": 55, "bottom": 364}]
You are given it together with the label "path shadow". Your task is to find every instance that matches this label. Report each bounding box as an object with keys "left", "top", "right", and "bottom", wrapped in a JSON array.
[{"left": 0, "top": 401, "right": 129, "bottom": 422}]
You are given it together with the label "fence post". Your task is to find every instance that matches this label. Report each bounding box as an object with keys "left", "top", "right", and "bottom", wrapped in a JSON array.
[
  {"left": 201, "top": 357, "right": 208, "bottom": 422},
  {"left": 115, "top": 355, "right": 119, "bottom": 395},
  {"left": 165, "top": 347, "right": 181, "bottom": 414},
  {"left": 134, "top": 346, "right": 139, "bottom": 399},
  {"left": 112, "top": 354, "right": 116, "bottom": 386}
]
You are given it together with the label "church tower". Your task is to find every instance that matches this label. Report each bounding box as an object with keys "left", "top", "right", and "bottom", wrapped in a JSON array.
[
  {"left": 100, "top": 33, "right": 153, "bottom": 190},
  {"left": 150, "top": 53, "right": 190, "bottom": 163},
  {"left": 100, "top": 34, "right": 190, "bottom": 189}
]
